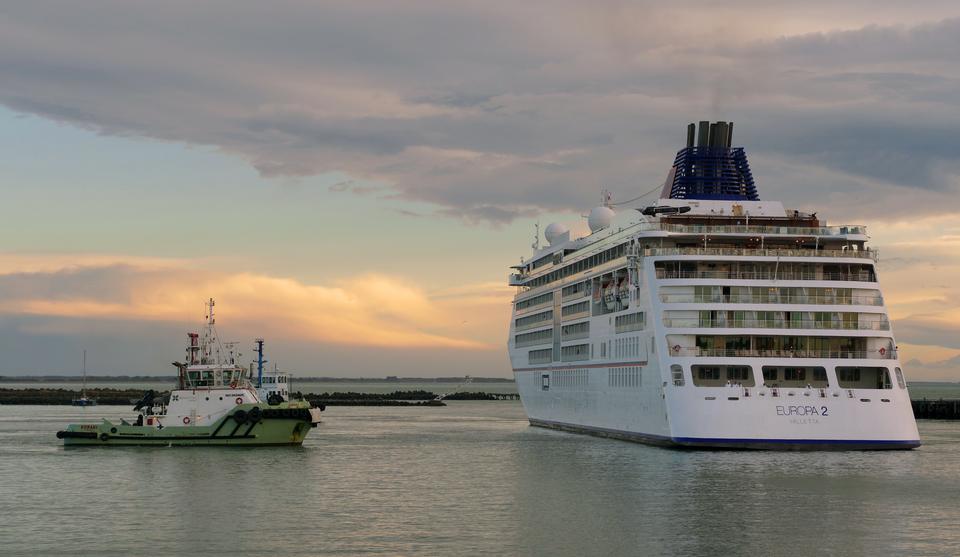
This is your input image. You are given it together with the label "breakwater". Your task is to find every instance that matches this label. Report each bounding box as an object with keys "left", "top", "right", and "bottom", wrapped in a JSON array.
[
  {"left": 912, "top": 399, "right": 960, "bottom": 420},
  {"left": 0, "top": 388, "right": 519, "bottom": 406},
  {"left": 0, "top": 388, "right": 144, "bottom": 405}
]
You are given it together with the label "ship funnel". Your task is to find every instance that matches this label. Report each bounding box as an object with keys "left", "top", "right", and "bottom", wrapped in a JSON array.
[{"left": 666, "top": 120, "right": 757, "bottom": 201}]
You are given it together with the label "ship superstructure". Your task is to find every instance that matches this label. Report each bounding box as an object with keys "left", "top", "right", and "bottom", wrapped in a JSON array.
[{"left": 507, "top": 121, "right": 920, "bottom": 449}]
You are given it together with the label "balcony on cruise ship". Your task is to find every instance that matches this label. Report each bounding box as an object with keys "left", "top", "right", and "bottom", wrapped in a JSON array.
[
  {"left": 655, "top": 261, "right": 877, "bottom": 282},
  {"left": 669, "top": 335, "right": 896, "bottom": 360}
]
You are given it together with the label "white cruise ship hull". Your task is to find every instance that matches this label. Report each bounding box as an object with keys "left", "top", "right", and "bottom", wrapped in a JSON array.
[{"left": 516, "top": 366, "right": 919, "bottom": 450}]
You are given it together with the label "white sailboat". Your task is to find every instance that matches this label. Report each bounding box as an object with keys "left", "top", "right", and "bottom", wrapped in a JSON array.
[{"left": 71, "top": 349, "right": 97, "bottom": 407}]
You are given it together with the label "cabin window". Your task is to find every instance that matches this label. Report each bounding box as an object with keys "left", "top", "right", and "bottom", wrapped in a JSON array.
[
  {"left": 615, "top": 312, "right": 645, "bottom": 333},
  {"left": 670, "top": 364, "right": 685, "bottom": 386},
  {"left": 692, "top": 365, "right": 755, "bottom": 387},
  {"left": 762, "top": 366, "right": 827, "bottom": 387},
  {"left": 894, "top": 367, "right": 906, "bottom": 389},
  {"left": 561, "top": 344, "right": 590, "bottom": 362},
  {"left": 516, "top": 310, "right": 553, "bottom": 329},
  {"left": 561, "top": 322, "right": 590, "bottom": 340},
  {"left": 837, "top": 367, "right": 892, "bottom": 389},
  {"left": 838, "top": 368, "right": 860, "bottom": 383},
  {"left": 515, "top": 328, "right": 553, "bottom": 347},
  {"left": 528, "top": 349, "right": 552, "bottom": 365},
  {"left": 726, "top": 367, "right": 750, "bottom": 381},
  {"left": 784, "top": 368, "right": 806, "bottom": 381},
  {"left": 562, "top": 301, "right": 590, "bottom": 317},
  {"left": 515, "top": 292, "right": 554, "bottom": 311},
  {"left": 541, "top": 374, "right": 550, "bottom": 391},
  {"left": 698, "top": 367, "right": 720, "bottom": 381}
]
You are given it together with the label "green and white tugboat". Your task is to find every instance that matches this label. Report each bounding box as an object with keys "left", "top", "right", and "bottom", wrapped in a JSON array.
[{"left": 57, "top": 298, "right": 324, "bottom": 446}]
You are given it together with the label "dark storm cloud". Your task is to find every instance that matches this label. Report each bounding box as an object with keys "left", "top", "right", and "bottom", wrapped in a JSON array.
[{"left": 3, "top": 2, "right": 960, "bottom": 223}]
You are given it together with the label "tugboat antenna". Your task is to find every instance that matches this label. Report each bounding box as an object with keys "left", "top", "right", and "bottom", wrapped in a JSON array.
[{"left": 254, "top": 338, "right": 267, "bottom": 388}]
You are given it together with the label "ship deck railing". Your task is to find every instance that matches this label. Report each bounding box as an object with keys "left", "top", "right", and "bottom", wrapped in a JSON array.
[
  {"left": 655, "top": 223, "right": 867, "bottom": 237},
  {"left": 511, "top": 248, "right": 877, "bottom": 287},
  {"left": 656, "top": 270, "right": 875, "bottom": 282},
  {"left": 671, "top": 348, "right": 897, "bottom": 359},
  {"left": 660, "top": 293, "right": 884, "bottom": 305},
  {"left": 643, "top": 246, "right": 877, "bottom": 261},
  {"left": 663, "top": 318, "right": 891, "bottom": 331},
  {"left": 510, "top": 223, "right": 872, "bottom": 285}
]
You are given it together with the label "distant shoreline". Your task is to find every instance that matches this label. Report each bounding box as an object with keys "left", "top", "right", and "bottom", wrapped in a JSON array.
[{"left": 0, "top": 375, "right": 516, "bottom": 383}]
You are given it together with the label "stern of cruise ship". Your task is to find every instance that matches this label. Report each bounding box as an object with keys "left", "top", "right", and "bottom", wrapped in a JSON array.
[{"left": 662, "top": 365, "right": 920, "bottom": 449}]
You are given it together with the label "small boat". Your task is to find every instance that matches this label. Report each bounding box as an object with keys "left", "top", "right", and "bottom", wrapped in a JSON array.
[
  {"left": 57, "top": 298, "right": 323, "bottom": 446},
  {"left": 71, "top": 350, "right": 97, "bottom": 407}
]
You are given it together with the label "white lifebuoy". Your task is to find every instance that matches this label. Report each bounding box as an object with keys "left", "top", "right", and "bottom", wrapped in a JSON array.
[
  {"left": 182, "top": 416, "right": 191, "bottom": 425},
  {"left": 235, "top": 397, "right": 244, "bottom": 405}
]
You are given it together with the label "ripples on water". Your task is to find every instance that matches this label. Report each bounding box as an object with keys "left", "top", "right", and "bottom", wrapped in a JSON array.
[{"left": 1, "top": 403, "right": 959, "bottom": 556}]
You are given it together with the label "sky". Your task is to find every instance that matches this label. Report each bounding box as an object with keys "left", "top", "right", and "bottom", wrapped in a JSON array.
[{"left": 1, "top": 1, "right": 959, "bottom": 379}]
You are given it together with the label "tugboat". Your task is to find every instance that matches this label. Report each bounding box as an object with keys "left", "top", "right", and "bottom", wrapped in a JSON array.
[
  {"left": 71, "top": 349, "right": 97, "bottom": 407},
  {"left": 57, "top": 299, "right": 324, "bottom": 446}
]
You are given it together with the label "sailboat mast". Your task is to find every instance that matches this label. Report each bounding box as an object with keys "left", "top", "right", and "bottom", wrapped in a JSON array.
[{"left": 82, "top": 349, "right": 87, "bottom": 396}]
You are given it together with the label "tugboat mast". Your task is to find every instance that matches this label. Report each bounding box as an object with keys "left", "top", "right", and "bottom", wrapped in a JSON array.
[
  {"left": 254, "top": 338, "right": 267, "bottom": 388},
  {"left": 202, "top": 297, "right": 221, "bottom": 365}
]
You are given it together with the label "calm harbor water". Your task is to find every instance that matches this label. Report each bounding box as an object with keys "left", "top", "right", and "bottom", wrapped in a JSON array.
[{"left": 2, "top": 402, "right": 960, "bottom": 556}]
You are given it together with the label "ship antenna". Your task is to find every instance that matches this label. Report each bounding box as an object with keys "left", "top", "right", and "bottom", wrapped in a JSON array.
[
  {"left": 601, "top": 188, "right": 613, "bottom": 208},
  {"left": 531, "top": 222, "right": 540, "bottom": 250},
  {"left": 202, "top": 297, "right": 225, "bottom": 365},
  {"left": 254, "top": 338, "right": 267, "bottom": 388}
]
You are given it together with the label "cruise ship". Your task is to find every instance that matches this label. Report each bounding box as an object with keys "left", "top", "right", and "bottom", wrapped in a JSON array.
[{"left": 507, "top": 121, "right": 920, "bottom": 450}]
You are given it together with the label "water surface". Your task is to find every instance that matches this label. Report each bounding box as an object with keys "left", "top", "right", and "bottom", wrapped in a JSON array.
[{"left": 1, "top": 403, "right": 959, "bottom": 556}]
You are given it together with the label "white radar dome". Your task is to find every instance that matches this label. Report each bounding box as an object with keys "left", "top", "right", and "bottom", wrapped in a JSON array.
[
  {"left": 544, "top": 222, "right": 569, "bottom": 245},
  {"left": 588, "top": 206, "right": 615, "bottom": 232}
]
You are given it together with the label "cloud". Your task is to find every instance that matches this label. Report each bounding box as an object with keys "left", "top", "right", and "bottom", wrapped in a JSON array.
[
  {"left": 4, "top": 3, "right": 960, "bottom": 223},
  {"left": 903, "top": 354, "right": 960, "bottom": 382},
  {"left": 0, "top": 256, "right": 504, "bottom": 351}
]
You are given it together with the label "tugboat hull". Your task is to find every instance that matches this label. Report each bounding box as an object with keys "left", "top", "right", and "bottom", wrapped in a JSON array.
[{"left": 57, "top": 403, "right": 322, "bottom": 446}]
